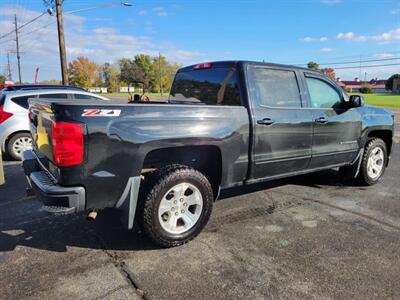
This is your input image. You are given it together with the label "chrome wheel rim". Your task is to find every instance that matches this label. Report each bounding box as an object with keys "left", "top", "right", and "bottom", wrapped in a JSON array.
[
  {"left": 12, "top": 136, "right": 32, "bottom": 158},
  {"left": 367, "top": 146, "right": 384, "bottom": 179},
  {"left": 158, "top": 182, "right": 203, "bottom": 234}
]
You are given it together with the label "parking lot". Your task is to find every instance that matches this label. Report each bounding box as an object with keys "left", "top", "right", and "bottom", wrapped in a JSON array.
[{"left": 0, "top": 138, "right": 398, "bottom": 299}]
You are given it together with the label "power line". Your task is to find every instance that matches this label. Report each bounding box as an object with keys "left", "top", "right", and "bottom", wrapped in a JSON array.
[
  {"left": 334, "top": 63, "right": 400, "bottom": 70},
  {"left": 297, "top": 56, "right": 400, "bottom": 67},
  {"left": 18, "top": 20, "right": 55, "bottom": 37},
  {"left": 0, "top": 38, "right": 15, "bottom": 45},
  {"left": 0, "top": 10, "right": 49, "bottom": 41}
]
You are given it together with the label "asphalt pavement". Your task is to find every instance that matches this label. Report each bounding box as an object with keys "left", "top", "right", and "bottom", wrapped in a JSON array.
[{"left": 0, "top": 145, "right": 399, "bottom": 299}]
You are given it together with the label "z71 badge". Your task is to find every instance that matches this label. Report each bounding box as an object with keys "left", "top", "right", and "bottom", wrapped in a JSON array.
[{"left": 82, "top": 109, "right": 121, "bottom": 117}]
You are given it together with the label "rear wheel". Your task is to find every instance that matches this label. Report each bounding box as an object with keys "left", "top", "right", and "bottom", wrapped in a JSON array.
[
  {"left": 141, "top": 165, "right": 213, "bottom": 247},
  {"left": 7, "top": 133, "right": 32, "bottom": 161}
]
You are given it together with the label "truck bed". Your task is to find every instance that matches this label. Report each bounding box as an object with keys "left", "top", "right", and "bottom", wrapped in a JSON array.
[{"left": 28, "top": 98, "right": 250, "bottom": 210}]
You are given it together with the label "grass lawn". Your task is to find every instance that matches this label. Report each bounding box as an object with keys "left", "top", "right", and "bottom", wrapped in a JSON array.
[{"left": 350, "top": 93, "right": 400, "bottom": 108}]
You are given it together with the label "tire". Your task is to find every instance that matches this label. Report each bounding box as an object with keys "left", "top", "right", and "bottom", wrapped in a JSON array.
[
  {"left": 141, "top": 165, "right": 213, "bottom": 248},
  {"left": 357, "top": 138, "right": 387, "bottom": 186},
  {"left": 7, "top": 133, "right": 33, "bottom": 161}
]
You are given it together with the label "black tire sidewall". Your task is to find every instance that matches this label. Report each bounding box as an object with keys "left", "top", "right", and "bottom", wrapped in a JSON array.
[
  {"left": 7, "top": 133, "right": 32, "bottom": 161},
  {"left": 143, "top": 167, "right": 213, "bottom": 246},
  {"left": 360, "top": 139, "right": 387, "bottom": 185}
]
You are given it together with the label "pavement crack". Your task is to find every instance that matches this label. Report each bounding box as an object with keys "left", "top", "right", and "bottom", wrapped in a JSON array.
[{"left": 89, "top": 230, "right": 146, "bottom": 299}]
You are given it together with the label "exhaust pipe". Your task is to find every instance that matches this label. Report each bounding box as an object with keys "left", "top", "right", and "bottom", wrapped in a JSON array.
[{"left": 87, "top": 210, "right": 97, "bottom": 221}]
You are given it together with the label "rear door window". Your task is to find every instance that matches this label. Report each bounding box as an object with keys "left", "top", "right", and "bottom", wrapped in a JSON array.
[
  {"left": 11, "top": 95, "right": 36, "bottom": 109},
  {"left": 169, "top": 67, "right": 241, "bottom": 105},
  {"left": 247, "top": 67, "right": 302, "bottom": 108},
  {"left": 39, "top": 93, "right": 69, "bottom": 99}
]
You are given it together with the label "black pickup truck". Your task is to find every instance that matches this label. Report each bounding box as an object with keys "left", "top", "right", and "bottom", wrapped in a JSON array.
[{"left": 23, "top": 61, "right": 394, "bottom": 247}]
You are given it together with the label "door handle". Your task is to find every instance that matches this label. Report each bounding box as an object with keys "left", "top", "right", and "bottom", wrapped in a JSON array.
[
  {"left": 257, "top": 118, "right": 274, "bottom": 125},
  {"left": 315, "top": 117, "right": 328, "bottom": 124}
]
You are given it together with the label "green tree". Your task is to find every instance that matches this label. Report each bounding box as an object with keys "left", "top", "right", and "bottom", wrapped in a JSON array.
[
  {"left": 0, "top": 74, "right": 6, "bottom": 84},
  {"left": 102, "top": 62, "right": 119, "bottom": 93},
  {"left": 38, "top": 79, "right": 62, "bottom": 84},
  {"left": 152, "top": 55, "right": 180, "bottom": 93},
  {"left": 359, "top": 86, "right": 373, "bottom": 94},
  {"left": 119, "top": 58, "right": 144, "bottom": 89},
  {"left": 134, "top": 54, "right": 155, "bottom": 91},
  {"left": 385, "top": 74, "right": 400, "bottom": 91},
  {"left": 307, "top": 61, "right": 319, "bottom": 70}
]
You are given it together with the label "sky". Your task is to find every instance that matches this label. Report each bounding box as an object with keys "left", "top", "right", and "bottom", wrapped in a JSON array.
[{"left": 0, "top": 0, "right": 399, "bottom": 82}]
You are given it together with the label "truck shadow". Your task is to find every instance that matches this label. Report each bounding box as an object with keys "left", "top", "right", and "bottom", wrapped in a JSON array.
[{"left": 0, "top": 164, "right": 359, "bottom": 254}]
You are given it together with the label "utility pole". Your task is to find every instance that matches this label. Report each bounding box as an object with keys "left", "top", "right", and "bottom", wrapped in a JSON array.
[
  {"left": 14, "top": 14, "right": 22, "bottom": 84},
  {"left": 159, "top": 52, "right": 163, "bottom": 96},
  {"left": 6, "top": 53, "right": 12, "bottom": 81},
  {"left": 55, "top": 0, "right": 68, "bottom": 85}
]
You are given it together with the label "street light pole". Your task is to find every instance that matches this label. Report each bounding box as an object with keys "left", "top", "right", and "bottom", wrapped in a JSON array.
[
  {"left": 55, "top": 0, "right": 68, "bottom": 85},
  {"left": 52, "top": 1, "right": 132, "bottom": 85},
  {"left": 14, "top": 14, "right": 22, "bottom": 84}
]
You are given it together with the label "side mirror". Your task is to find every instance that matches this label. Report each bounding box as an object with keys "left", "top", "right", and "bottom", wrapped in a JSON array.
[{"left": 348, "top": 95, "right": 364, "bottom": 108}]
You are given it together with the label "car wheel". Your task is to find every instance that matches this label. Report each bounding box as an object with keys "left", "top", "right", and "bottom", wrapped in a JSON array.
[
  {"left": 358, "top": 138, "right": 387, "bottom": 186},
  {"left": 141, "top": 165, "right": 213, "bottom": 247},
  {"left": 7, "top": 133, "right": 33, "bottom": 161}
]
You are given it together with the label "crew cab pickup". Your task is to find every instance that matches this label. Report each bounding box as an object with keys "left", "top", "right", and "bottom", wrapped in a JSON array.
[{"left": 23, "top": 61, "right": 394, "bottom": 247}]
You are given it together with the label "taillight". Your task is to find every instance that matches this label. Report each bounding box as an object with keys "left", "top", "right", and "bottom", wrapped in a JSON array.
[
  {"left": 51, "top": 121, "right": 84, "bottom": 167},
  {"left": 193, "top": 62, "right": 212, "bottom": 70},
  {"left": 0, "top": 106, "right": 13, "bottom": 124}
]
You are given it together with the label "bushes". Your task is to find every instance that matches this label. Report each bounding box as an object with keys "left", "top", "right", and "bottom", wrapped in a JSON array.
[{"left": 359, "top": 86, "right": 373, "bottom": 94}]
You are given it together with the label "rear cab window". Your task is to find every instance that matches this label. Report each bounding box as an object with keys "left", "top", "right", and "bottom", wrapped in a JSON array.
[{"left": 169, "top": 65, "right": 241, "bottom": 106}]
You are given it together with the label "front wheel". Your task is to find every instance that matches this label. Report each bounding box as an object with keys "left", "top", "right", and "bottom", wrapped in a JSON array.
[
  {"left": 358, "top": 138, "right": 388, "bottom": 185},
  {"left": 141, "top": 165, "right": 213, "bottom": 247}
]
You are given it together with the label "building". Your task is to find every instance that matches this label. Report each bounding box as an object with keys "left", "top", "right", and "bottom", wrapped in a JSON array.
[
  {"left": 393, "top": 78, "right": 400, "bottom": 94},
  {"left": 336, "top": 78, "right": 388, "bottom": 93}
]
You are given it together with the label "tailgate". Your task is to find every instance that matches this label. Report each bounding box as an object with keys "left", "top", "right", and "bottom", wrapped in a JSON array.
[
  {"left": 29, "top": 98, "right": 56, "bottom": 164},
  {"left": 28, "top": 98, "right": 86, "bottom": 176}
]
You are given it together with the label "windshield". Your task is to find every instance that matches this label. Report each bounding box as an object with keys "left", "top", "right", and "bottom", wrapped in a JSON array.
[{"left": 169, "top": 67, "right": 241, "bottom": 106}]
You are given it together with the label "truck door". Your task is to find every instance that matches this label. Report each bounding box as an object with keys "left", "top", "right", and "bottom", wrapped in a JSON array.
[
  {"left": 246, "top": 65, "right": 313, "bottom": 180},
  {"left": 302, "top": 73, "right": 361, "bottom": 168}
]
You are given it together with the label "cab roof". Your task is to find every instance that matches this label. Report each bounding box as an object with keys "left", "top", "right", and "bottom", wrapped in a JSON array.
[{"left": 178, "top": 60, "right": 321, "bottom": 75}]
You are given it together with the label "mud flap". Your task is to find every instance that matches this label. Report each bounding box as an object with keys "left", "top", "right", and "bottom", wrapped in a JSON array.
[
  {"left": 352, "top": 148, "right": 364, "bottom": 178},
  {"left": 115, "top": 176, "right": 141, "bottom": 230}
]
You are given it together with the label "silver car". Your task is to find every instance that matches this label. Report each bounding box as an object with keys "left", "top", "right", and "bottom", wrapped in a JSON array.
[{"left": 0, "top": 89, "right": 109, "bottom": 160}]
